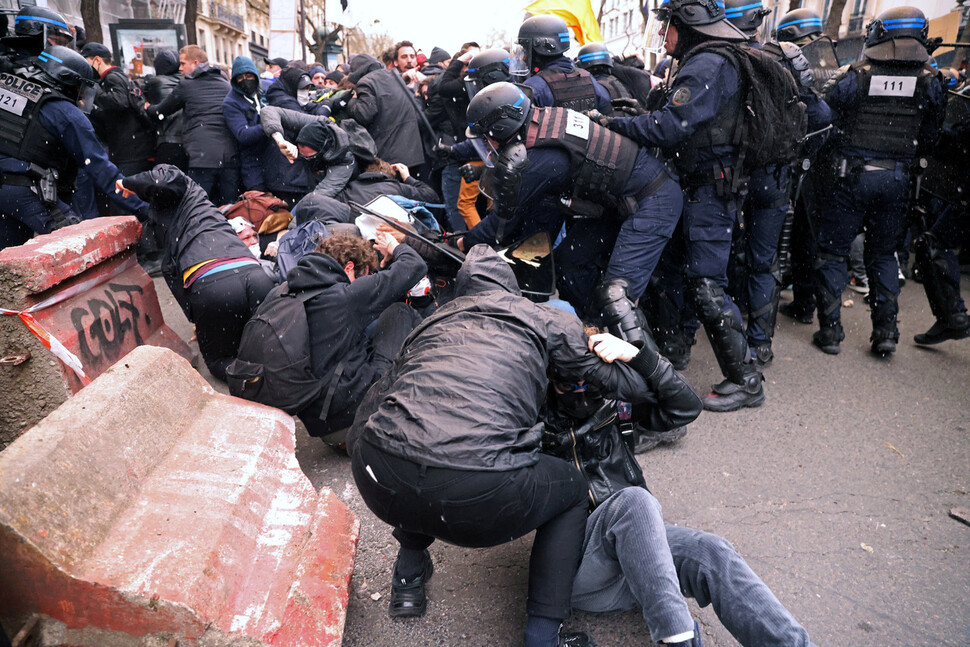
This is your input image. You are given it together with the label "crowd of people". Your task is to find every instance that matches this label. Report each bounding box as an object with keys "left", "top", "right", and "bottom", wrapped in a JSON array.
[{"left": 0, "top": 0, "right": 967, "bottom": 645}]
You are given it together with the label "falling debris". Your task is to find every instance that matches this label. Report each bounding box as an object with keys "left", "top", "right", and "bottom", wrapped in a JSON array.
[
  {"left": 883, "top": 442, "right": 905, "bottom": 458},
  {"left": 949, "top": 508, "right": 970, "bottom": 528},
  {"left": 860, "top": 543, "right": 874, "bottom": 553},
  {"left": 370, "top": 592, "right": 382, "bottom": 601}
]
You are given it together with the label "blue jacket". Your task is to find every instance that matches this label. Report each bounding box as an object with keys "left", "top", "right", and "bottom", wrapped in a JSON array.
[
  {"left": 222, "top": 88, "right": 269, "bottom": 190},
  {"left": 525, "top": 56, "right": 611, "bottom": 112}
]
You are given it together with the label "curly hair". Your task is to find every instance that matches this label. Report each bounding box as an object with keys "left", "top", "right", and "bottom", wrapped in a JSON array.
[{"left": 316, "top": 233, "right": 379, "bottom": 275}]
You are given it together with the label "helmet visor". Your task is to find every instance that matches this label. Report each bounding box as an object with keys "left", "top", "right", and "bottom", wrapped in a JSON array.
[
  {"left": 464, "top": 76, "right": 485, "bottom": 101},
  {"left": 644, "top": 15, "right": 670, "bottom": 55},
  {"left": 508, "top": 43, "right": 530, "bottom": 81},
  {"left": 467, "top": 137, "right": 497, "bottom": 168},
  {"left": 77, "top": 81, "right": 98, "bottom": 115}
]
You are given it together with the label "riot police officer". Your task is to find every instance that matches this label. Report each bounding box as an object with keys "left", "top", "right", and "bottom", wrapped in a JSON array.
[
  {"left": 461, "top": 82, "right": 682, "bottom": 347},
  {"left": 0, "top": 46, "right": 148, "bottom": 248},
  {"left": 601, "top": 0, "right": 764, "bottom": 412},
  {"left": 514, "top": 14, "right": 611, "bottom": 113},
  {"left": 811, "top": 7, "right": 945, "bottom": 356},
  {"left": 773, "top": 8, "right": 840, "bottom": 90},
  {"left": 0, "top": 6, "right": 73, "bottom": 71},
  {"left": 724, "top": 0, "right": 832, "bottom": 365},
  {"left": 575, "top": 42, "right": 640, "bottom": 112}
]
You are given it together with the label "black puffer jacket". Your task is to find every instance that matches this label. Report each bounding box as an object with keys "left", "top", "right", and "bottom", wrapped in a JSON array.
[
  {"left": 148, "top": 63, "right": 238, "bottom": 169},
  {"left": 143, "top": 50, "right": 186, "bottom": 146},
  {"left": 350, "top": 245, "right": 702, "bottom": 467},
  {"left": 123, "top": 165, "right": 255, "bottom": 311},
  {"left": 287, "top": 244, "right": 427, "bottom": 436}
]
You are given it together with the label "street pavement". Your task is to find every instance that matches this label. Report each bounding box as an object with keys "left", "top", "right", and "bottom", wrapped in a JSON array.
[{"left": 157, "top": 274, "right": 970, "bottom": 647}]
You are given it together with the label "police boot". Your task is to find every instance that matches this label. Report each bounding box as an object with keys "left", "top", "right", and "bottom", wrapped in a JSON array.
[
  {"left": 655, "top": 327, "right": 695, "bottom": 371},
  {"left": 778, "top": 301, "right": 814, "bottom": 324},
  {"left": 913, "top": 233, "right": 970, "bottom": 345},
  {"left": 704, "top": 365, "right": 765, "bottom": 413},
  {"left": 595, "top": 278, "right": 650, "bottom": 348},
  {"left": 870, "top": 326, "right": 900, "bottom": 356},
  {"left": 812, "top": 322, "right": 845, "bottom": 355}
]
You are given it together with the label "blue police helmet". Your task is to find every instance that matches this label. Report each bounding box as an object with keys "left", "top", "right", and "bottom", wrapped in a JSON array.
[
  {"left": 576, "top": 42, "right": 614, "bottom": 71},
  {"left": 774, "top": 8, "right": 823, "bottom": 42},
  {"left": 652, "top": 0, "right": 748, "bottom": 42},
  {"left": 466, "top": 82, "right": 532, "bottom": 142},
  {"left": 863, "top": 6, "right": 930, "bottom": 63},
  {"left": 14, "top": 6, "right": 73, "bottom": 47},
  {"left": 517, "top": 15, "right": 571, "bottom": 59},
  {"left": 723, "top": 0, "right": 771, "bottom": 36},
  {"left": 37, "top": 45, "right": 96, "bottom": 89}
]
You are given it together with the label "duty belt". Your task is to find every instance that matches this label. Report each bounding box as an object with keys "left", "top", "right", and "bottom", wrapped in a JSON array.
[{"left": 0, "top": 173, "right": 36, "bottom": 188}]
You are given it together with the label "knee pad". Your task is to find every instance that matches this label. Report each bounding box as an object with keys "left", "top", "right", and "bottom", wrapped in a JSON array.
[{"left": 688, "top": 277, "right": 732, "bottom": 325}]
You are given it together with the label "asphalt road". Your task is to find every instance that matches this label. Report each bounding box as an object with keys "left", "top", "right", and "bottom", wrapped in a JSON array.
[{"left": 158, "top": 274, "right": 970, "bottom": 647}]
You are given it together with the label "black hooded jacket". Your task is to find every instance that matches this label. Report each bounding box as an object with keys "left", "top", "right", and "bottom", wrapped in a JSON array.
[
  {"left": 124, "top": 165, "right": 255, "bottom": 310},
  {"left": 349, "top": 245, "right": 702, "bottom": 467},
  {"left": 143, "top": 50, "right": 186, "bottom": 146},
  {"left": 287, "top": 243, "right": 427, "bottom": 436}
]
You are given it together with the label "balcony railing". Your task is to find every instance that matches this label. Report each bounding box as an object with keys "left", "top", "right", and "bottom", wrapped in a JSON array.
[{"left": 208, "top": 2, "right": 245, "bottom": 31}]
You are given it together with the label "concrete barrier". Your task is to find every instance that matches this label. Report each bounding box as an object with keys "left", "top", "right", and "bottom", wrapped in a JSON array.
[
  {"left": 0, "top": 346, "right": 359, "bottom": 646},
  {"left": 0, "top": 217, "right": 195, "bottom": 446}
]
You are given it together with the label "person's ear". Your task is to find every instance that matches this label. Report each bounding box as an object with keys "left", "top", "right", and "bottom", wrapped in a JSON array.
[{"left": 343, "top": 260, "right": 355, "bottom": 281}]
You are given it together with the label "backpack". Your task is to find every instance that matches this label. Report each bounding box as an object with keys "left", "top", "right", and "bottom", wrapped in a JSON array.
[
  {"left": 686, "top": 42, "right": 808, "bottom": 170},
  {"left": 225, "top": 282, "right": 343, "bottom": 416},
  {"left": 275, "top": 219, "right": 330, "bottom": 279},
  {"left": 222, "top": 190, "right": 292, "bottom": 233}
]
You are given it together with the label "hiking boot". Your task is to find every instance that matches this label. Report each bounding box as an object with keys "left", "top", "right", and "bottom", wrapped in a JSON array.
[
  {"left": 812, "top": 323, "right": 844, "bottom": 355},
  {"left": 914, "top": 314, "right": 970, "bottom": 345},
  {"left": 751, "top": 343, "right": 774, "bottom": 367},
  {"left": 779, "top": 301, "right": 813, "bottom": 324},
  {"left": 702, "top": 372, "right": 765, "bottom": 412},
  {"left": 847, "top": 276, "right": 869, "bottom": 295},
  {"left": 389, "top": 550, "right": 434, "bottom": 618},
  {"left": 870, "top": 327, "right": 900, "bottom": 356},
  {"left": 633, "top": 425, "right": 688, "bottom": 454}
]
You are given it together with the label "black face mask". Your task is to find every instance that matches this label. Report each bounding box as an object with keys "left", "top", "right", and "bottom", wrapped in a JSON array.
[
  {"left": 238, "top": 78, "right": 259, "bottom": 96},
  {"left": 302, "top": 150, "right": 327, "bottom": 172}
]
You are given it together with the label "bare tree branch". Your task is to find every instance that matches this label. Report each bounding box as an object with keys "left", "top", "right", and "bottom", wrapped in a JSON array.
[
  {"left": 80, "top": 0, "right": 103, "bottom": 45},
  {"left": 824, "top": 0, "right": 848, "bottom": 38}
]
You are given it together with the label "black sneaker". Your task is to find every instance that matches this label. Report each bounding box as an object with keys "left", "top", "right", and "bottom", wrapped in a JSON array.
[
  {"left": 870, "top": 327, "right": 899, "bottom": 356},
  {"left": 633, "top": 425, "right": 688, "bottom": 454},
  {"left": 812, "top": 323, "right": 844, "bottom": 355},
  {"left": 779, "top": 302, "right": 814, "bottom": 324},
  {"left": 702, "top": 373, "right": 765, "bottom": 412},
  {"left": 914, "top": 315, "right": 970, "bottom": 345},
  {"left": 389, "top": 550, "right": 434, "bottom": 618}
]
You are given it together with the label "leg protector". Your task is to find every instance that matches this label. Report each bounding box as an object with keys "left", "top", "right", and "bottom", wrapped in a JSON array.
[
  {"left": 914, "top": 232, "right": 966, "bottom": 323},
  {"left": 688, "top": 277, "right": 751, "bottom": 384},
  {"left": 595, "top": 278, "right": 650, "bottom": 348},
  {"left": 813, "top": 250, "right": 846, "bottom": 326}
]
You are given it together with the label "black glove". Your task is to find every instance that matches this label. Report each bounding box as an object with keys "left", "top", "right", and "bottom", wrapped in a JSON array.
[
  {"left": 433, "top": 141, "right": 455, "bottom": 161},
  {"left": 611, "top": 97, "right": 645, "bottom": 116},
  {"left": 586, "top": 109, "right": 616, "bottom": 130},
  {"left": 459, "top": 163, "right": 483, "bottom": 182}
]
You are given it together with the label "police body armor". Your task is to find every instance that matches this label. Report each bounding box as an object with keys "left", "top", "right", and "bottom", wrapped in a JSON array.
[
  {"left": 596, "top": 74, "right": 634, "bottom": 102},
  {"left": 761, "top": 40, "right": 816, "bottom": 92},
  {"left": 795, "top": 34, "right": 840, "bottom": 92},
  {"left": 525, "top": 106, "right": 638, "bottom": 204},
  {"left": 537, "top": 67, "right": 599, "bottom": 111},
  {"left": 0, "top": 70, "right": 74, "bottom": 186},
  {"left": 834, "top": 59, "right": 935, "bottom": 159}
]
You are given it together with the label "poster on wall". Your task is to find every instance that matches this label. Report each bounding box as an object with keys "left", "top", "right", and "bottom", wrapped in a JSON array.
[{"left": 109, "top": 20, "right": 187, "bottom": 79}]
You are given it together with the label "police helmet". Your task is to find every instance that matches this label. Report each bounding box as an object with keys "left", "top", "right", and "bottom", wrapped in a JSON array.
[
  {"left": 37, "top": 46, "right": 95, "bottom": 90},
  {"left": 863, "top": 6, "right": 929, "bottom": 62},
  {"left": 466, "top": 48, "right": 513, "bottom": 85},
  {"left": 774, "top": 8, "right": 823, "bottom": 42},
  {"left": 465, "top": 82, "right": 531, "bottom": 142},
  {"left": 517, "top": 15, "right": 571, "bottom": 60},
  {"left": 653, "top": 0, "right": 748, "bottom": 42},
  {"left": 576, "top": 42, "right": 613, "bottom": 71},
  {"left": 14, "top": 6, "right": 73, "bottom": 47},
  {"left": 723, "top": 0, "right": 771, "bottom": 36}
]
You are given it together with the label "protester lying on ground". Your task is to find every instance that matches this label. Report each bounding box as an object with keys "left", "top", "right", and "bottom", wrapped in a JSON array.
[{"left": 117, "top": 164, "right": 276, "bottom": 381}]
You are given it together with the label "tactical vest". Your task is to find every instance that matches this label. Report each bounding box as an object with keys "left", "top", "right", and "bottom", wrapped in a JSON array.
[
  {"left": 597, "top": 74, "right": 634, "bottom": 102},
  {"left": 667, "top": 44, "right": 745, "bottom": 177},
  {"left": 837, "top": 59, "right": 934, "bottom": 158},
  {"left": 537, "top": 67, "right": 599, "bottom": 112},
  {"left": 525, "top": 106, "right": 638, "bottom": 199},
  {"left": 0, "top": 71, "right": 73, "bottom": 177}
]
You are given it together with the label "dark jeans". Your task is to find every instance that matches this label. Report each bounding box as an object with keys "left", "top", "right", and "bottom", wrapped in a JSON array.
[
  {"left": 187, "top": 166, "right": 241, "bottom": 207},
  {"left": 186, "top": 264, "right": 275, "bottom": 381},
  {"left": 352, "top": 440, "right": 589, "bottom": 620},
  {"left": 0, "top": 185, "right": 76, "bottom": 248}
]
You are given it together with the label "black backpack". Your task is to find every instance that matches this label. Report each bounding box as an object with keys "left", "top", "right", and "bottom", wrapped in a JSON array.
[
  {"left": 686, "top": 41, "right": 808, "bottom": 170},
  {"left": 226, "top": 282, "right": 343, "bottom": 416}
]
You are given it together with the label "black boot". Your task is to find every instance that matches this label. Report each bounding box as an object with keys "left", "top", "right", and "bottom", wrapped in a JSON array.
[
  {"left": 812, "top": 322, "right": 844, "bottom": 355},
  {"left": 779, "top": 301, "right": 814, "bottom": 324},
  {"left": 655, "top": 328, "right": 695, "bottom": 371},
  {"left": 703, "top": 368, "right": 765, "bottom": 412},
  {"left": 870, "top": 326, "right": 900, "bottom": 356},
  {"left": 914, "top": 313, "right": 970, "bottom": 345},
  {"left": 389, "top": 549, "right": 434, "bottom": 618}
]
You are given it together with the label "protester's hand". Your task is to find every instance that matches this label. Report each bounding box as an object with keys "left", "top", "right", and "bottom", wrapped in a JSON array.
[
  {"left": 390, "top": 163, "right": 410, "bottom": 181},
  {"left": 373, "top": 231, "right": 399, "bottom": 267},
  {"left": 376, "top": 223, "right": 406, "bottom": 243},
  {"left": 455, "top": 237, "right": 465, "bottom": 253},
  {"left": 115, "top": 178, "right": 136, "bottom": 199},
  {"left": 274, "top": 134, "right": 298, "bottom": 163},
  {"left": 402, "top": 69, "right": 426, "bottom": 85},
  {"left": 458, "top": 48, "right": 480, "bottom": 64},
  {"left": 588, "top": 333, "right": 639, "bottom": 363},
  {"left": 144, "top": 101, "right": 151, "bottom": 111},
  {"left": 264, "top": 240, "right": 279, "bottom": 258}
]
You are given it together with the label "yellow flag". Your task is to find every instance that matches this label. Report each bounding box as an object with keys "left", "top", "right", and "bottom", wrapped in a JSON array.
[{"left": 524, "top": 0, "right": 604, "bottom": 46}]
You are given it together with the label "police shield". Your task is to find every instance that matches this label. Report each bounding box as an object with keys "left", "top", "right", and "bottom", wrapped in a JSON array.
[{"left": 798, "top": 34, "right": 841, "bottom": 91}]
